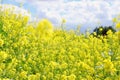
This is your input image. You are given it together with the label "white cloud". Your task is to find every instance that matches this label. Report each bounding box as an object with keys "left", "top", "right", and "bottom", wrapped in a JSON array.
[
  {"left": 4, "top": 0, "right": 120, "bottom": 31},
  {"left": 30, "top": 0, "right": 115, "bottom": 23},
  {"left": 0, "top": 4, "right": 31, "bottom": 17}
]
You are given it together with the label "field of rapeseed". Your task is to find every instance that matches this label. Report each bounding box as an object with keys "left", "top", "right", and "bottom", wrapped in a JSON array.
[{"left": 0, "top": 6, "right": 120, "bottom": 80}]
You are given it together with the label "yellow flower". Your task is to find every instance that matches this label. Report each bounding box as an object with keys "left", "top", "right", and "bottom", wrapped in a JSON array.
[
  {"left": 86, "top": 75, "right": 94, "bottom": 80},
  {"left": 0, "top": 68, "right": 3, "bottom": 74},
  {"left": 67, "top": 74, "right": 76, "bottom": 80},
  {"left": 48, "top": 72, "right": 53, "bottom": 79},
  {"left": 49, "top": 61, "right": 58, "bottom": 69},
  {"left": 95, "top": 78, "right": 101, "bottom": 80},
  {"left": 61, "top": 75, "right": 67, "bottom": 80},
  {"left": 36, "top": 19, "right": 53, "bottom": 38},
  {"left": 61, "top": 62, "right": 68, "bottom": 69},
  {"left": 36, "top": 73, "right": 41, "bottom": 79},
  {"left": 99, "top": 28, "right": 103, "bottom": 31},
  {"left": 116, "top": 23, "right": 120, "bottom": 29},
  {"left": 0, "top": 51, "right": 8, "bottom": 61},
  {"left": 62, "top": 19, "right": 66, "bottom": 23},
  {"left": 19, "top": 71, "right": 27, "bottom": 79},
  {"left": 42, "top": 75, "right": 46, "bottom": 80},
  {"left": 105, "top": 77, "right": 112, "bottom": 80},
  {"left": 103, "top": 59, "right": 116, "bottom": 74},
  {"left": 93, "top": 32, "right": 97, "bottom": 36},
  {"left": 28, "top": 75, "right": 36, "bottom": 80},
  {"left": 2, "top": 78, "right": 10, "bottom": 80},
  {"left": 0, "top": 39, "right": 4, "bottom": 47},
  {"left": 112, "top": 18, "right": 117, "bottom": 23},
  {"left": 37, "top": 19, "right": 53, "bottom": 31}
]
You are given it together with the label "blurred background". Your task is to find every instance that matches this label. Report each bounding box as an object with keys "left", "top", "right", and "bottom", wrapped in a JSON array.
[{"left": 0, "top": 0, "right": 120, "bottom": 33}]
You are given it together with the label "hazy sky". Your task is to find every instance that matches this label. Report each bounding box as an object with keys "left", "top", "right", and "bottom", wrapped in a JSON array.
[{"left": 1, "top": 0, "right": 120, "bottom": 32}]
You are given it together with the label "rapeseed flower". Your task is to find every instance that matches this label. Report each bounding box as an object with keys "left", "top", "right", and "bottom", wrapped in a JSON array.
[
  {"left": 19, "top": 71, "right": 27, "bottom": 79},
  {"left": 116, "top": 23, "right": 120, "bottom": 29},
  {"left": 0, "top": 6, "right": 120, "bottom": 80},
  {"left": 0, "top": 51, "right": 7, "bottom": 61},
  {"left": 0, "top": 39, "right": 4, "bottom": 47}
]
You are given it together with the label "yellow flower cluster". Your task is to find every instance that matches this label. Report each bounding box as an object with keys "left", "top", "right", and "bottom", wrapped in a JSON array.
[
  {"left": 113, "top": 16, "right": 120, "bottom": 39},
  {"left": 0, "top": 39, "right": 4, "bottom": 47},
  {"left": 0, "top": 6, "right": 120, "bottom": 80}
]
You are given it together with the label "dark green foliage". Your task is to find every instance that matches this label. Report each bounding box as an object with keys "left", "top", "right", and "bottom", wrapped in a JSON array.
[{"left": 92, "top": 26, "right": 116, "bottom": 37}]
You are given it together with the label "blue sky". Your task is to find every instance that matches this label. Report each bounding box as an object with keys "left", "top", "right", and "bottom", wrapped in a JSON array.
[{"left": 1, "top": 0, "right": 120, "bottom": 32}]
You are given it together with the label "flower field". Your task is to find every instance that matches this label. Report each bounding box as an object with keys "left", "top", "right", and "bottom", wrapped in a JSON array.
[{"left": 0, "top": 7, "right": 120, "bottom": 80}]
